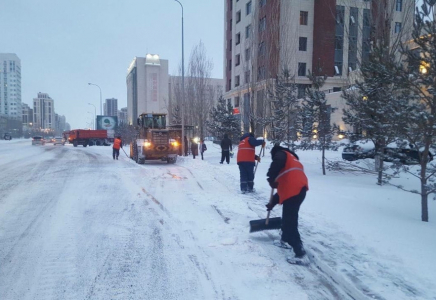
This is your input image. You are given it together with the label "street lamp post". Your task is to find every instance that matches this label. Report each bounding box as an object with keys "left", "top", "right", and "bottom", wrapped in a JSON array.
[
  {"left": 88, "top": 103, "right": 97, "bottom": 129},
  {"left": 88, "top": 83, "right": 102, "bottom": 115},
  {"left": 174, "top": 0, "right": 185, "bottom": 156}
]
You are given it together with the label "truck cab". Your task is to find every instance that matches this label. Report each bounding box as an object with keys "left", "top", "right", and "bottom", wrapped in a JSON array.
[{"left": 131, "top": 113, "right": 179, "bottom": 164}]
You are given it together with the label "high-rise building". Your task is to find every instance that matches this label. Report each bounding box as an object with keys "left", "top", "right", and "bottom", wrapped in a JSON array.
[
  {"left": 22, "top": 103, "right": 33, "bottom": 126},
  {"left": 118, "top": 107, "right": 128, "bottom": 125},
  {"left": 224, "top": 0, "right": 415, "bottom": 132},
  {"left": 104, "top": 98, "right": 118, "bottom": 116},
  {"left": 126, "top": 54, "right": 169, "bottom": 125},
  {"left": 33, "top": 92, "right": 55, "bottom": 130},
  {"left": 0, "top": 53, "right": 22, "bottom": 121}
]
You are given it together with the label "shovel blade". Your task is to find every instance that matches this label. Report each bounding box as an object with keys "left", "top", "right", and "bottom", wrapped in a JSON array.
[{"left": 249, "top": 217, "right": 282, "bottom": 233}]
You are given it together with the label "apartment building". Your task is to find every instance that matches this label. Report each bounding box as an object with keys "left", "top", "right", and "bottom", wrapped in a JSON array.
[
  {"left": 118, "top": 107, "right": 128, "bottom": 125},
  {"left": 104, "top": 98, "right": 118, "bottom": 117},
  {"left": 126, "top": 54, "right": 169, "bottom": 125},
  {"left": 33, "top": 92, "right": 55, "bottom": 130},
  {"left": 0, "top": 53, "right": 22, "bottom": 121},
  {"left": 224, "top": 0, "right": 414, "bottom": 132}
]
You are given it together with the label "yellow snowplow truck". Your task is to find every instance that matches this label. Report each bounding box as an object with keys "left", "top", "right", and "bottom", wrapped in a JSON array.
[{"left": 130, "top": 113, "right": 179, "bottom": 164}]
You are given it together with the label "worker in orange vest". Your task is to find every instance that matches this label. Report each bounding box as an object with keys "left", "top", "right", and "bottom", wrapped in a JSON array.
[
  {"left": 112, "top": 136, "right": 123, "bottom": 160},
  {"left": 236, "top": 132, "right": 265, "bottom": 193},
  {"left": 266, "top": 144, "right": 309, "bottom": 264}
]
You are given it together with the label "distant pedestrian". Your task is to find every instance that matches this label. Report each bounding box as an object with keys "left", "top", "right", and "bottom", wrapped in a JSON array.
[
  {"left": 199, "top": 139, "right": 207, "bottom": 160},
  {"left": 220, "top": 133, "right": 233, "bottom": 164},
  {"left": 191, "top": 138, "right": 199, "bottom": 159},
  {"left": 113, "top": 136, "right": 123, "bottom": 160},
  {"left": 266, "top": 145, "right": 309, "bottom": 264},
  {"left": 236, "top": 132, "right": 265, "bottom": 193},
  {"left": 184, "top": 136, "right": 189, "bottom": 156}
]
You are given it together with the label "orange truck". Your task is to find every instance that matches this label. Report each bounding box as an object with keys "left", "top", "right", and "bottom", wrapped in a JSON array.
[{"left": 66, "top": 129, "right": 111, "bottom": 147}]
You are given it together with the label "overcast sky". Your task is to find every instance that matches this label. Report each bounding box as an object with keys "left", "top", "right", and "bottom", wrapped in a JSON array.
[{"left": 0, "top": 0, "right": 224, "bottom": 129}]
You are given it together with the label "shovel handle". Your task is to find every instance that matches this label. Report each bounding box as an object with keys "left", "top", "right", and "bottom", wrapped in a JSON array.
[{"left": 265, "top": 187, "right": 275, "bottom": 225}]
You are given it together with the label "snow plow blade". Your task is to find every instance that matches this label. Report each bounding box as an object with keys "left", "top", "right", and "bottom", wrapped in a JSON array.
[{"left": 249, "top": 215, "right": 282, "bottom": 233}]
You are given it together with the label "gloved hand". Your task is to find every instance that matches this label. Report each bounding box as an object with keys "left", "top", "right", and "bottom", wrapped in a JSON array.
[
  {"left": 268, "top": 179, "right": 278, "bottom": 189},
  {"left": 255, "top": 155, "right": 261, "bottom": 162},
  {"left": 262, "top": 140, "right": 266, "bottom": 148},
  {"left": 265, "top": 202, "right": 276, "bottom": 211}
]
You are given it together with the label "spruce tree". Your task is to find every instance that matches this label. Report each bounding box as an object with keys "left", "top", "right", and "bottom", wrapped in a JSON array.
[
  {"left": 206, "top": 96, "right": 241, "bottom": 142},
  {"left": 387, "top": 1, "right": 436, "bottom": 222},
  {"left": 342, "top": 45, "right": 408, "bottom": 185},
  {"left": 301, "top": 73, "right": 337, "bottom": 175},
  {"left": 263, "top": 70, "right": 301, "bottom": 149}
]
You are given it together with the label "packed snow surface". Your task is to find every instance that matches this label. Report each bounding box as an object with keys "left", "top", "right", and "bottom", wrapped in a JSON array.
[{"left": 0, "top": 139, "right": 435, "bottom": 299}]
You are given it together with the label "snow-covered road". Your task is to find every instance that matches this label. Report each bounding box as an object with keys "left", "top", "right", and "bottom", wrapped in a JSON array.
[
  {"left": 1, "top": 139, "right": 435, "bottom": 300},
  {"left": 0, "top": 140, "right": 343, "bottom": 300}
]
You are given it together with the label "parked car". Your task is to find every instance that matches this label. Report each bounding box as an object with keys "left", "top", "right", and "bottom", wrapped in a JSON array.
[
  {"left": 342, "top": 140, "right": 433, "bottom": 164},
  {"left": 32, "top": 136, "right": 45, "bottom": 145},
  {"left": 53, "top": 136, "right": 65, "bottom": 146},
  {"left": 384, "top": 147, "right": 433, "bottom": 164},
  {"left": 3, "top": 132, "right": 12, "bottom": 140},
  {"left": 341, "top": 141, "right": 375, "bottom": 161}
]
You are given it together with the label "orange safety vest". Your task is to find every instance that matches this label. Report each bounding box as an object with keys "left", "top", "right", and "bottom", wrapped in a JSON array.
[
  {"left": 237, "top": 137, "right": 255, "bottom": 163},
  {"left": 113, "top": 138, "right": 122, "bottom": 150},
  {"left": 276, "top": 151, "right": 309, "bottom": 204}
]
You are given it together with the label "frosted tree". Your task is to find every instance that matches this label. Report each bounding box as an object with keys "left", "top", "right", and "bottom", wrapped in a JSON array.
[
  {"left": 301, "top": 72, "right": 337, "bottom": 175},
  {"left": 206, "top": 96, "right": 241, "bottom": 142},
  {"left": 341, "top": 44, "right": 410, "bottom": 185},
  {"left": 385, "top": 1, "right": 436, "bottom": 222},
  {"left": 261, "top": 70, "right": 300, "bottom": 149}
]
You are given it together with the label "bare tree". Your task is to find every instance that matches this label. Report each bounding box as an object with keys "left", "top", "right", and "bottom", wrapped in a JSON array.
[{"left": 186, "top": 41, "right": 214, "bottom": 138}]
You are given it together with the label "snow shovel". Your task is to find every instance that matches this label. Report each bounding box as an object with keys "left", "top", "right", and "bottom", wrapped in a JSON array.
[
  {"left": 249, "top": 188, "right": 282, "bottom": 233},
  {"left": 253, "top": 146, "right": 265, "bottom": 177},
  {"left": 121, "top": 148, "right": 129, "bottom": 158}
]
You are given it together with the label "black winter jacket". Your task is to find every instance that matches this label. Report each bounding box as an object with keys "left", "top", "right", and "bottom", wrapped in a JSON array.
[
  {"left": 266, "top": 145, "right": 299, "bottom": 185},
  {"left": 221, "top": 137, "right": 233, "bottom": 151}
]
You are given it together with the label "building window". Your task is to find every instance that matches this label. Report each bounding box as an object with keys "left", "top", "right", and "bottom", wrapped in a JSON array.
[
  {"left": 236, "top": 10, "right": 241, "bottom": 23},
  {"left": 246, "top": 1, "right": 252, "bottom": 15},
  {"left": 229, "top": 39, "right": 232, "bottom": 51},
  {"left": 396, "top": 0, "right": 402, "bottom": 11},
  {"left": 335, "top": 64, "right": 342, "bottom": 75},
  {"left": 235, "top": 75, "right": 240, "bottom": 87},
  {"left": 257, "top": 66, "right": 266, "bottom": 80},
  {"left": 229, "top": 19, "right": 232, "bottom": 31},
  {"left": 245, "top": 71, "right": 250, "bottom": 83},
  {"left": 395, "top": 22, "right": 402, "bottom": 33},
  {"left": 245, "top": 24, "right": 251, "bottom": 39},
  {"left": 258, "top": 41, "right": 266, "bottom": 57},
  {"left": 229, "top": 0, "right": 233, "bottom": 10},
  {"left": 259, "top": 17, "right": 266, "bottom": 31},
  {"left": 228, "top": 79, "right": 232, "bottom": 91},
  {"left": 228, "top": 59, "right": 232, "bottom": 71},
  {"left": 245, "top": 48, "right": 251, "bottom": 61},
  {"left": 299, "top": 37, "right": 307, "bottom": 51},
  {"left": 235, "top": 54, "right": 241, "bottom": 66},
  {"left": 260, "top": 0, "right": 266, "bottom": 7},
  {"left": 298, "top": 63, "right": 306, "bottom": 76},
  {"left": 236, "top": 32, "right": 241, "bottom": 45},
  {"left": 300, "top": 11, "right": 308, "bottom": 25},
  {"left": 234, "top": 96, "right": 240, "bottom": 107}
]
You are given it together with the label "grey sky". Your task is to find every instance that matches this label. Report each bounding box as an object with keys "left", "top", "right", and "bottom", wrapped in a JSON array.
[{"left": 0, "top": 0, "right": 224, "bottom": 129}]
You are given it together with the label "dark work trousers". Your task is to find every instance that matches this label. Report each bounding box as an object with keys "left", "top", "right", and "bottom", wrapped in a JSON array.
[
  {"left": 113, "top": 148, "right": 120, "bottom": 159},
  {"left": 238, "top": 162, "right": 255, "bottom": 191},
  {"left": 201, "top": 151, "right": 204, "bottom": 160},
  {"left": 281, "top": 187, "right": 307, "bottom": 257},
  {"left": 221, "top": 150, "right": 230, "bottom": 164}
]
